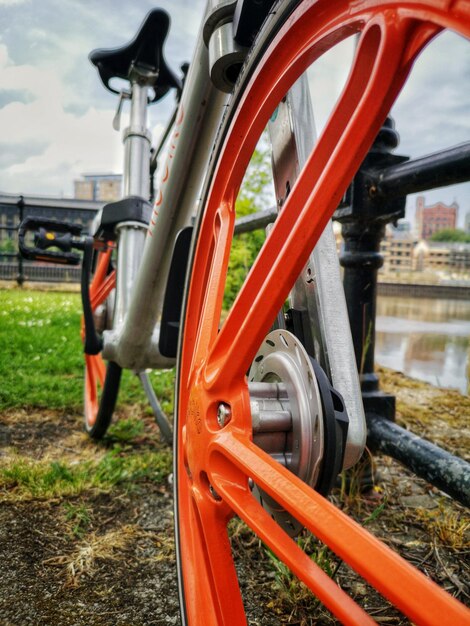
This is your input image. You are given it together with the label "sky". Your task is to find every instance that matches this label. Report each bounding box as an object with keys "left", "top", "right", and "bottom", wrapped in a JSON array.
[{"left": 1, "top": 0, "right": 469, "bottom": 228}]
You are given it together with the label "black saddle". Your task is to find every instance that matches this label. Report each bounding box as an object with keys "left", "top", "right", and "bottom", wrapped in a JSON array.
[{"left": 89, "top": 8, "right": 181, "bottom": 102}]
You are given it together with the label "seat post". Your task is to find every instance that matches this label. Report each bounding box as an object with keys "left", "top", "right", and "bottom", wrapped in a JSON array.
[
  {"left": 113, "top": 82, "right": 151, "bottom": 328},
  {"left": 123, "top": 82, "right": 152, "bottom": 199}
]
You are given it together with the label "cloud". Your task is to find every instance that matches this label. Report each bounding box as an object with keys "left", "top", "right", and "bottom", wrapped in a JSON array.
[
  {"left": 0, "top": 39, "right": 124, "bottom": 195},
  {"left": 0, "top": 140, "right": 47, "bottom": 168},
  {"left": 0, "top": 0, "right": 200, "bottom": 196},
  {"left": 0, "top": 88, "right": 35, "bottom": 108},
  {"left": 0, "top": 44, "right": 166, "bottom": 196},
  {"left": 392, "top": 31, "right": 470, "bottom": 157},
  {"left": 0, "top": 105, "right": 125, "bottom": 196}
]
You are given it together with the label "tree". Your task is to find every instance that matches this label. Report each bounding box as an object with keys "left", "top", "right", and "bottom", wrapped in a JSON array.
[
  {"left": 430, "top": 228, "right": 470, "bottom": 243},
  {"left": 223, "top": 145, "right": 273, "bottom": 309}
]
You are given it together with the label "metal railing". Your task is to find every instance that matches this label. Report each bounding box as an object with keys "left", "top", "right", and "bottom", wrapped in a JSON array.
[{"left": 0, "top": 262, "right": 82, "bottom": 283}]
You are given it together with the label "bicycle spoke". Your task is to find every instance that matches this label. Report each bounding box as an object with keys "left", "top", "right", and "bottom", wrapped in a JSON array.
[
  {"left": 83, "top": 247, "right": 120, "bottom": 436},
  {"left": 189, "top": 204, "right": 234, "bottom": 374},
  {"left": 90, "top": 269, "right": 116, "bottom": 310},
  {"left": 178, "top": 475, "right": 247, "bottom": 625},
  {"left": 209, "top": 431, "right": 470, "bottom": 625},
  {"left": 84, "top": 353, "right": 106, "bottom": 424},
  {"left": 89, "top": 249, "right": 112, "bottom": 300},
  {"left": 203, "top": 15, "right": 438, "bottom": 390}
]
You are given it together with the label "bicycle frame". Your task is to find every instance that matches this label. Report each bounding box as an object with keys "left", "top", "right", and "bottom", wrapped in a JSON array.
[{"left": 102, "top": 11, "right": 229, "bottom": 372}]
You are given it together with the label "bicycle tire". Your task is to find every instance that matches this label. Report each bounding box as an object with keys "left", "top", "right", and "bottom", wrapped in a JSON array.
[
  {"left": 83, "top": 248, "right": 121, "bottom": 439},
  {"left": 174, "top": 2, "right": 470, "bottom": 624}
]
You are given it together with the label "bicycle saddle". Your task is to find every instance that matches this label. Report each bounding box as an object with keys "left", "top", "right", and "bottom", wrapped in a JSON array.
[{"left": 89, "top": 8, "right": 181, "bottom": 102}]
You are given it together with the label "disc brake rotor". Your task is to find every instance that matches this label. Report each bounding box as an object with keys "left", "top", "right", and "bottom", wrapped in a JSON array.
[{"left": 248, "top": 329, "right": 325, "bottom": 536}]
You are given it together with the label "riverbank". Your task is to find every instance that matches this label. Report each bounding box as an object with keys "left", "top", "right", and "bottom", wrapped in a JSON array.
[{"left": 378, "top": 281, "right": 470, "bottom": 300}]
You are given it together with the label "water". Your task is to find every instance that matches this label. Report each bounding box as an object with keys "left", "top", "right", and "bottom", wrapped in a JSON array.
[{"left": 375, "top": 296, "right": 470, "bottom": 395}]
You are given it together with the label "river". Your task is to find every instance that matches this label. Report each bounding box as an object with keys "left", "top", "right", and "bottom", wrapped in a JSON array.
[{"left": 375, "top": 296, "right": 470, "bottom": 395}]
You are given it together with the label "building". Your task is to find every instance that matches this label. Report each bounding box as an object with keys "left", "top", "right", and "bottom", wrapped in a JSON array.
[
  {"left": 380, "top": 226, "right": 416, "bottom": 272},
  {"left": 415, "top": 196, "right": 458, "bottom": 240},
  {"left": 413, "top": 240, "right": 450, "bottom": 272},
  {"left": 412, "top": 240, "right": 470, "bottom": 273},
  {"left": 74, "top": 173, "right": 122, "bottom": 202},
  {"left": 448, "top": 242, "right": 470, "bottom": 272},
  {"left": 465, "top": 211, "right": 470, "bottom": 235}
]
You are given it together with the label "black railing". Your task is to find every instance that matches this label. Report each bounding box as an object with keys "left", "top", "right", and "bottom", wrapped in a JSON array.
[
  {"left": 333, "top": 121, "right": 470, "bottom": 506},
  {"left": 0, "top": 262, "right": 82, "bottom": 283}
]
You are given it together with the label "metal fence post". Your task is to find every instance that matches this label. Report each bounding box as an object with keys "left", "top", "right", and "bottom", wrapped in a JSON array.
[
  {"left": 16, "top": 195, "right": 25, "bottom": 286},
  {"left": 334, "top": 118, "right": 408, "bottom": 421}
]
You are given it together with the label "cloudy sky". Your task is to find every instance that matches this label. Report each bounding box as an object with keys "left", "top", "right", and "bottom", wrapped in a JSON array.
[{"left": 1, "top": 0, "right": 469, "bottom": 226}]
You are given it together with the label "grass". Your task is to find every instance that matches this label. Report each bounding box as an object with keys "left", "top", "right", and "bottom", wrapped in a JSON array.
[
  {"left": 63, "top": 502, "right": 92, "bottom": 538},
  {"left": 0, "top": 288, "right": 174, "bottom": 504},
  {"left": 44, "top": 524, "right": 146, "bottom": 587},
  {"left": 0, "top": 445, "right": 172, "bottom": 501},
  {"left": 106, "top": 417, "right": 145, "bottom": 442},
  {"left": 0, "top": 288, "right": 175, "bottom": 413},
  {"left": 0, "top": 290, "right": 83, "bottom": 409},
  {"left": 415, "top": 504, "right": 470, "bottom": 549}
]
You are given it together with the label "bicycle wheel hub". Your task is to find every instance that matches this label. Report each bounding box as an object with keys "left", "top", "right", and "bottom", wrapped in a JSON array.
[{"left": 248, "top": 330, "right": 325, "bottom": 535}]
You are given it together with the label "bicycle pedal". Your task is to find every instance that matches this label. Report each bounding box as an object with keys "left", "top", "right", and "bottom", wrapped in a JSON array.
[{"left": 18, "top": 217, "right": 85, "bottom": 265}]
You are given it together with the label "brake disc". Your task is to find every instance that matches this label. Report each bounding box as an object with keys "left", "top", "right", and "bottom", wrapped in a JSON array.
[{"left": 248, "top": 329, "right": 325, "bottom": 536}]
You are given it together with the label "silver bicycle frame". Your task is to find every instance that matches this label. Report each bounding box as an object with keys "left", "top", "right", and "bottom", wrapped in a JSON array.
[
  {"left": 114, "top": 82, "right": 151, "bottom": 329},
  {"left": 103, "top": 6, "right": 230, "bottom": 370}
]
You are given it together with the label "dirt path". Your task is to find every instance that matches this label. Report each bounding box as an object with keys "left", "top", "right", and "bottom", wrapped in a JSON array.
[{"left": 0, "top": 372, "right": 469, "bottom": 625}]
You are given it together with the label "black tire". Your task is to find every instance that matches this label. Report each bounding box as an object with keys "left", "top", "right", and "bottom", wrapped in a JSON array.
[{"left": 84, "top": 361, "right": 122, "bottom": 439}]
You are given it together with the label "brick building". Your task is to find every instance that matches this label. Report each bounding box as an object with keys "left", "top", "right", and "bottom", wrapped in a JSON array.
[{"left": 415, "top": 196, "right": 458, "bottom": 240}]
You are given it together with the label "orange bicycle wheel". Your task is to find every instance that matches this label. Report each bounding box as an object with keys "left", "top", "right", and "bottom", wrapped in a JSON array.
[
  {"left": 175, "top": 1, "right": 470, "bottom": 624},
  {"left": 82, "top": 248, "right": 121, "bottom": 439}
]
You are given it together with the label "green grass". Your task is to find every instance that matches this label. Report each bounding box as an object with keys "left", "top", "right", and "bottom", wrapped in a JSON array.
[
  {"left": 0, "top": 290, "right": 84, "bottom": 409},
  {"left": 63, "top": 502, "right": 92, "bottom": 538},
  {"left": 0, "top": 289, "right": 175, "bottom": 412},
  {"left": 0, "top": 445, "right": 172, "bottom": 500}
]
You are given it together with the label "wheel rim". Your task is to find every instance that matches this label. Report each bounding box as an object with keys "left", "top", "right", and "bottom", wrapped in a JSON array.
[
  {"left": 82, "top": 248, "right": 115, "bottom": 429},
  {"left": 176, "top": 2, "right": 470, "bottom": 624}
]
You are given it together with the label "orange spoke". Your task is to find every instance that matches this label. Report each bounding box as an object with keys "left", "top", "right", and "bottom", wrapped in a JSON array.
[
  {"left": 89, "top": 248, "right": 112, "bottom": 300},
  {"left": 209, "top": 432, "right": 470, "bottom": 625},
  {"left": 191, "top": 204, "right": 234, "bottom": 371},
  {"left": 87, "top": 353, "right": 105, "bottom": 388},
  {"left": 179, "top": 483, "right": 246, "bottom": 625},
  {"left": 91, "top": 269, "right": 116, "bottom": 310}
]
